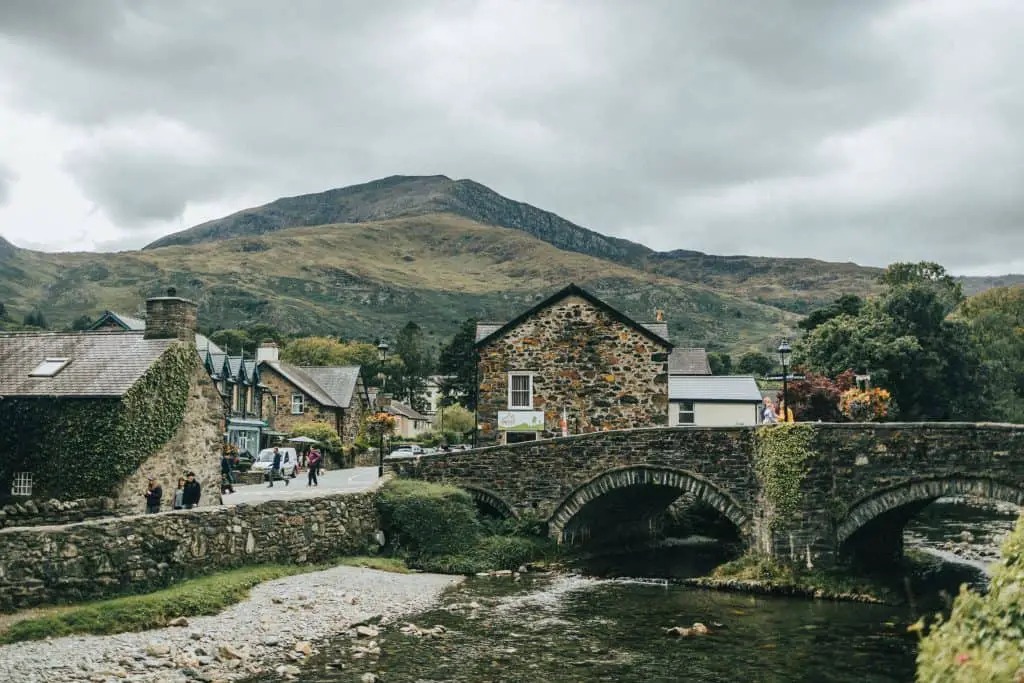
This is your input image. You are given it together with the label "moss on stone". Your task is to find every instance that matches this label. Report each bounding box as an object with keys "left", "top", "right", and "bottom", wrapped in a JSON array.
[{"left": 753, "top": 424, "right": 817, "bottom": 527}]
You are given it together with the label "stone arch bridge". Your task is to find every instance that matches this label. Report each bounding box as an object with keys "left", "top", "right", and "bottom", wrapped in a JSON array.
[{"left": 388, "top": 423, "right": 1024, "bottom": 567}]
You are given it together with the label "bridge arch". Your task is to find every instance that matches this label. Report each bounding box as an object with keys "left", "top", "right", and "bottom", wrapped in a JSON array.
[
  {"left": 462, "top": 486, "right": 519, "bottom": 520},
  {"left": 548, "top": 465, "right": 750, "bottom": 544},
  {"left": 836, "top": 476, "right": 1024, "bottom": 545}
]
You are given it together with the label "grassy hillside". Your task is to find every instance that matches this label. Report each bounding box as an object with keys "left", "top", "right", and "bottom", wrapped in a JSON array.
[{"left": 0, "top": 215, "right": 797, "bottom": 353}]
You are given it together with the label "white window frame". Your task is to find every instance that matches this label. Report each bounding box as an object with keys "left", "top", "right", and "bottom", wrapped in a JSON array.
[
  {"left": 29, "top": 358, "right": 71, "bottom": 377},
  {"left": 507, "top": 372, "right": 534, "bottom": 410},
  {"left": 11, "top": 472, "right": 33, "bottom": 497},
  {"left": 291, "top": 393, "right": 304, "bottom": 415},
  {"left": 678, "top": 400, "right": 695, "bottom": 425}
]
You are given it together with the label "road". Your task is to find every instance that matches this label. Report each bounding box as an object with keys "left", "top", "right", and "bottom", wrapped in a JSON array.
[{"left": 225, "top": 466, "right": 381, "bottom": 505}]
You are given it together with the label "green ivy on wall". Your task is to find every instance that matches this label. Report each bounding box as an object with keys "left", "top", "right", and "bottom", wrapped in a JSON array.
[
  {"left": 753, "top": 423, "right": 818, "bottom": 528},
  {"left": 0, "top": 343, "right": 195, "bottom": 500}
]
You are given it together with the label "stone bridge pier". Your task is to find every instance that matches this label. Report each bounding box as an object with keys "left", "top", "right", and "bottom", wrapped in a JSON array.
[{"left": 389, "top": 423, "right": 1024, "bottom": 568}]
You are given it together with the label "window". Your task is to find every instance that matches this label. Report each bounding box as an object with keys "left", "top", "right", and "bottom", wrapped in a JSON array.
[
  {"left": 29, "top": 358, "right": 70, "bottom": 377},
  {"left": 235, "top": 432, "right": 249, "bottom": 453},
  {"left": 291, "top": 393, "right": 304, "bottom": 415},
  {"left": 678, "top": 400, "right": 695, "bottom": 425},
  {"left": 508, "top": 373, "right": 533, "bottom": 409},
  {"left": 11, "top": 472, "right": 32, "bottom": 497}
]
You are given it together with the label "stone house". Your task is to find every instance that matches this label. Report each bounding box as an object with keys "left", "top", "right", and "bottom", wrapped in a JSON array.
[
  {"left": 256, "top": 343, "right": 368, "bottom": 447},
  {"left": 0, "top": 291, "right": 222, "bottom": 510},
  {"left": 91, "top": 309, "right": 267, "bottom": 457},
  {"left": 475, "top": 284, "right": 673, "bottom": 445}
]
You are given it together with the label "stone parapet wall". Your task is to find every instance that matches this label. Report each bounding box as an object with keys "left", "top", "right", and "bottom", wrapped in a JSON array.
[
  {"left": 0, "top": 496, "right": 124, "bottom": 529},
  {"left": 0, "top": 489, "right": 381, "bottom": 612}
]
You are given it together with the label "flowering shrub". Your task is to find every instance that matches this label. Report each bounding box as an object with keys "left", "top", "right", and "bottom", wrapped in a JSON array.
[
  {"left": 839, "top": 387, "right": 891, "bottom": 422},
  {"left": 364, "top": 412, "right": 397, "bottom": 437},
  {"left": 786, "top": 369, "right": 856, "bottom": 422}
]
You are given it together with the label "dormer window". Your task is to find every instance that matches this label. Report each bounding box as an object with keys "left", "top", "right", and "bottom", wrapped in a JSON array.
[{"left": 29, "top": 358, "right": 70, "bottom": 377}]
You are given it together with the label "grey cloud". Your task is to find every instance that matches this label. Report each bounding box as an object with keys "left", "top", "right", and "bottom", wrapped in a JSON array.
[
  {"left": 0, "top": 0, "right": 1021, "bottom": 271},
  {"left": 0, "top": 164, "right": 17, "bottom": 206}
]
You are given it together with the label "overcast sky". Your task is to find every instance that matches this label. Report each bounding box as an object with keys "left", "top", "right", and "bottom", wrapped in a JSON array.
[{"left": 0, "top": 1, "right": 1022, "bottom": 274}]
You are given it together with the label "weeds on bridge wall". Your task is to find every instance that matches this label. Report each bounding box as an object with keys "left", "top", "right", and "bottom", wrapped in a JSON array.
[{"left": 753, "top": 424, "right": 817, "bottom": 529}]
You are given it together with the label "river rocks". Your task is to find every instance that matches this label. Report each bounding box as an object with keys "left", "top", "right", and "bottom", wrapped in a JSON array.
[
  {"left": 293, "top": 641, "right": 313, "bottom": 657},
  {"left": 146, "top": 642, "right": 172, "bottom": 657},
  {"left": 168, "top": 616, "right": 190, "bottom": 627},
  {"left": 355, "top": 624, "right": 379, "bottom": 638},
  {"left": 360, "top": 673, "right": 380, "bottom": 683},
  {"left": 216, "top": 644, "right": 245, "bottom": 661},
  {"left": 399, "top": 622, "right": 447, "bottom": 638},
  {"left": 665, "top": 622, "right": 710, "bottom": 638}
]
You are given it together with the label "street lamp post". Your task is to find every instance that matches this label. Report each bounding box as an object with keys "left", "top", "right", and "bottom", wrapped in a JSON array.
[
  {"left": 778, "top": 339, "right": 792, "bottom": 422},
  {"left": 377, "top": 341, "right": 389, "bottom": 478}
]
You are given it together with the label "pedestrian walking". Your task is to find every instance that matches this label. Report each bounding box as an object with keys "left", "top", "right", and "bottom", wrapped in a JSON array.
[
  {"left": 182, "top": 471, "right": 202, "bottom": 508},
  {"left": 143, "top": 478, "right": 162, "bottom": 514},
  {"left": 221, "top": 451, "right": 235, "bottom": 488},
  {"left": 172, "top": 477, "right": 186, "bottom": 510},
  {"left": 267, "top": 447, "right": 286, "bottom": 487},
  {"left": 307, "top": 449, "right": 321, "bottom": 487}
]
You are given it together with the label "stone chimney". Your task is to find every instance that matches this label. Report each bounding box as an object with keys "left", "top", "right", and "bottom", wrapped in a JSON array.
[
  {"left": 376, "top": 393, "right": 393, "bottom": 410},
  {"left": 256, "top": 341, "right": 279, "bottom": 363},
  {"left": 144, "top": 288, "right": 198, "bottom": 341}
]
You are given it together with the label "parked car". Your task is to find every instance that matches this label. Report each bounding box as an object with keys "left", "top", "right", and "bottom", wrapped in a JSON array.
[
  {"left": 390, "top": 444, "right": 424, "bottom": 456},
  {"left": 251, "top": 447, "right": 298, "bottom": 479}
]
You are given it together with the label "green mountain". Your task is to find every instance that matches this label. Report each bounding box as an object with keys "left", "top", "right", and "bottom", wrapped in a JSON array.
[{"left": 0, "top": 176, "right": 1017, "bottom": 353}]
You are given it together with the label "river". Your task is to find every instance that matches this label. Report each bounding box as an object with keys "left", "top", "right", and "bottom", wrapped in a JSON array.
[{"left": 252, "top": 501, "right": 1017, "bottom": 683}]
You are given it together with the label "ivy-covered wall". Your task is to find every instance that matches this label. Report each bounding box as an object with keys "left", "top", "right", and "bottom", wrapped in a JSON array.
[{"left": 0, "top": 343, "right": 196, "bottom": 502}]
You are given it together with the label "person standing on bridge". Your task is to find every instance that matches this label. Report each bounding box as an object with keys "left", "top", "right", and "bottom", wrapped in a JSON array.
[
  {"left": 762, "top": 397, "right": 778, "bottom": 424},
  {"left": 775, "top": 393, "right": 795, "bottom": 423}
]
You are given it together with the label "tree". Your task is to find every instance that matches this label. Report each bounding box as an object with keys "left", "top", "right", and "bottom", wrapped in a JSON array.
[
  {"left": 795, "top": 262, "right": 987, "bottom": 421},
  {"left": 0, "top": 302, "right": 9, "bottom": 322},
  {"left": 22, "top": 309, "right": 47, "bottom": 329},
  {"left": 708, "top": 352, "right": 733, "bottom": 375},
  {"left": 786, "top": 369, "right": 856, "bottom": 422},
  {"left": 737, "top": 351, "right": 774, "bottom": 377},
  {"left": 391, "top": 322, "right": 431, "bottom": 412},
  {"left": 210, "top": 328, "right": 255, "bottom": 355},
  {"left": 798, "top": 294, "right": 864, "bottom": 332},
  {"left": 436, "top": 404, "right": 474, "bottom": 437},
  {"left": 69, "top": 314, "right": 94, "bottom": 331},
  {"left": 437, "top": 318, "right": 479, "bottom": 410},
  {"left": 245, "top": 323, "right": 288, "bottom": 348},
  {"left": 959, "top": 285, "right": 1024, "bottom": 423},
  {"left": 288, "top": 421, "right": 342, "bottom": 454}
]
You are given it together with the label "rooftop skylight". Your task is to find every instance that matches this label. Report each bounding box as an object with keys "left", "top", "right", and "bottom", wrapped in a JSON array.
[{"left": 29, "top": 357, "right": 71, "bottom": 377}]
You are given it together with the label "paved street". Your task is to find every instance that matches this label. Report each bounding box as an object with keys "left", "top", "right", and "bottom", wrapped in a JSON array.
[{"left": 225, "top": 466, "right": 381, "bottom": 505}]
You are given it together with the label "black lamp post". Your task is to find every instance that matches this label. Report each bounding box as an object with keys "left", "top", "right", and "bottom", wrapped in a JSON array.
[
  {"left": 778, "top": 339, "right": 792, "bottom": 422},
  {"left": 377, "top": 341, "right": 389, "bottom": 478}
]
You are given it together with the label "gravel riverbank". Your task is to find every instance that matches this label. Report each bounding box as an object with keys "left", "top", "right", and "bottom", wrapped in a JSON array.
[{"left": 0, "top": 565, "right": 462, "bottom": 683}]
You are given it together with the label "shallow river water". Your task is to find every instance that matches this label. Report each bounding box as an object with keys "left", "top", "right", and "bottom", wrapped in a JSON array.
[{"left": 254, "top": 501, "right": 1017, "bottom": 683}]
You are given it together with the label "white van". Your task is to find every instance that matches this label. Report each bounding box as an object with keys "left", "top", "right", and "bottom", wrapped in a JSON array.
[{"left": 252, "top": 447, "right": 298, "bottom": 479}]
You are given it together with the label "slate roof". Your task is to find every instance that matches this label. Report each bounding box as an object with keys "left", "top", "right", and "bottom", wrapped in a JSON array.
[
  {"left": 0, "top": 331, "right": 175, "bottom": 397},
  {"left": 669, "top": 375, "right": 763, "bottom": 402},
  {"left": 195, "top": 334, "right": 224, "bottom": 356},
  {"left": 669, "top": 348, "right": 712, "bottom": 375},
  {"left": 474, "top": 284, "right": 673, "bottom": 348},
  {"left": 302, "top": 367, "right": 361, "bottom": 409},
  {"left": 259, "top": 361, "right": 361, "bottom": 408},
  {"left": 88, "top": 310, "right": 146, "bottom": 332},
  {"left": 387, "top": 401, "right": 430, "bottom": 421}
]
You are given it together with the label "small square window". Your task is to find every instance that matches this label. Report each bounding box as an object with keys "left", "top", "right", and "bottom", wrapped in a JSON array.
[
  {"left": 11, "top": 472, "right": 32, "bottom": 497},
  {"left": 29, "top": 358, "right": 70, "bottom": 377},
  {"left": 508, "top": 373, "right": 533, "bottom": 409}
]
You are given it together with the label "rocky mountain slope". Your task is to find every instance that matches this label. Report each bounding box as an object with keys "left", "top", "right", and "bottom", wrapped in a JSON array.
[{"left": 1, "top": 176, "right": 1018, "bottom": 351}]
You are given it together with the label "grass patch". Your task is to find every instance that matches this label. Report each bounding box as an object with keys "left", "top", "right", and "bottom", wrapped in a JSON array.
[
  {"left": 335, "top": 556, "right": 412, "bottom": 573},
  {"left": 705, "top": 554, "right": 904, "bottom": 603},
  {"left": 0, "top": 564, "right": 315, "bottom": 644}
]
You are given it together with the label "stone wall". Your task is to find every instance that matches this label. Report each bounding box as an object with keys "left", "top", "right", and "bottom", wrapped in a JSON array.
[
  {"left": 391, "top": 422, "right": 1024, "bottom": 567},
  {"left": 259, "top": 366, "right": 340, "bottom": 436},
  {"left": 0, "top": 497, "right": 122, "bottom": 529},
  {"left": 116, "top": 363, "right": 224, "bottom": 513},
  {"left": 477, "top": 295, "right": 670, "bottom": 446},
  {"left": 340, "top": 392, "right": 366, "bottom": 447},
  {"left": 0, "top": 489, "right": 381, "bottom": 612}
]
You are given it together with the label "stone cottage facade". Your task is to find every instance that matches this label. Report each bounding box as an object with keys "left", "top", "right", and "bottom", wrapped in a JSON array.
[
  {"left": 0, "top": 291, "right": 222, "bottom": 511},
  {"left": 256, "top": 343, "right": 368, "bottom": 447},
  {"left": 475, "top": 284, "right": 672, "bottom": 446}
]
